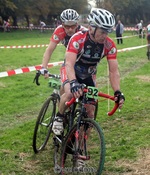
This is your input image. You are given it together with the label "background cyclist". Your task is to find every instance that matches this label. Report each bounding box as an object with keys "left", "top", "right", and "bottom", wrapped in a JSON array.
[{"left": 40, "top": 9, "right": 87, "bottom": 77}]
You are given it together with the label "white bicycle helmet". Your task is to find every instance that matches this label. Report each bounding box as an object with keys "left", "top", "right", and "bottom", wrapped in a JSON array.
[
  {"left": 60, "top": 9, "right": 79, "bottom": 25},
  {"left": 87, "top": 8, "right": 115, "bottom": 33}
]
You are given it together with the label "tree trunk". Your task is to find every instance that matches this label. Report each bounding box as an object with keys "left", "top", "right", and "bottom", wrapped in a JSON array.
[{"left": 25, "top": 15, "right": 29, "bottom": 27}]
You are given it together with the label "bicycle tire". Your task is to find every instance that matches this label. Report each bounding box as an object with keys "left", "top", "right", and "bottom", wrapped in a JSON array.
[
  {"left": 33, "top": 96, "right": 57, "bottom": 153},
  {"left": 60, "top": 118, "right": 105, "bottom": 175}
]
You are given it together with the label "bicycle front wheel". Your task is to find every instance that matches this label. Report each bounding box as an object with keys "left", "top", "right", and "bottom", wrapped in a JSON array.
[
  {"left": 33, "top": 96, "right": 57, "bottom": 153},
  {"left": 60, "top": 118, "right": 105, "bottom": 175}
]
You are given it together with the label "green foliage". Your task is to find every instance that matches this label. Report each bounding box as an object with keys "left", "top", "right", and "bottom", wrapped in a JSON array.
[
  {"left": 0, "top": 30, "right": 150, "bottom": 174},
  {"left": 0, "top": 0, "right": 17, "bottom": 10},
  {"left": 101, "top": 0, "right": 150, "bottom": 23},
  {"left": 0, "top": 0, "right": 88, "bottom": 23}
]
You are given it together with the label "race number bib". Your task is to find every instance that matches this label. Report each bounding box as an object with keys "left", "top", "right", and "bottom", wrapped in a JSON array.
[
  {"left": 48, "top": 78, "right": 61, "bottom": 90},
  {"left": 86, "top": 86, "right": 98, "bottom": 99}
]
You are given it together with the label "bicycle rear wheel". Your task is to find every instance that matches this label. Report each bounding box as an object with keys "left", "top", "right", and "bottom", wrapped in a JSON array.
[
  {"left": 33, "top": 96, "right": 57, "bottom": 153},
  {"left": 60, "top": 118, "right": 105, "bottom": 175}
]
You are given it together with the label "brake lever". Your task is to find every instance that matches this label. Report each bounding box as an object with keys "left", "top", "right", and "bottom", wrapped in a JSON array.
[{"left": 33, "top": 70, "right": 41, "bottom": 86}]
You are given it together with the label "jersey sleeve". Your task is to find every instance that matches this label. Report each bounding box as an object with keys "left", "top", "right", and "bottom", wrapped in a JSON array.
[
  {"left": 66, "top": 32, "right": 83, "bottom": 54},
  {"left": 50, "top": 25, "right": 66, "bottom": 44},
  {"left": 104, "top": 37, "right": 117, "bottom": 60}
]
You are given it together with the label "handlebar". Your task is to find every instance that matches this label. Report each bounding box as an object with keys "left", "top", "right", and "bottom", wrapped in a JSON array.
[
  {"left": 65, "top": 88, "right": 119, "bottom": 116},
  {"left": 33, "top": 70, "right": 60, "bottom": 86}
]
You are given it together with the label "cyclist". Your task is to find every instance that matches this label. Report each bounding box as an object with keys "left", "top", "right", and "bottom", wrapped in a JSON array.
[
  {"left": 146, "top": 23, "right": 150, "bottom": 58},
  {"left": 40, "top": 8, "right": 87, "bottom": 75},
  {"left": 52, "top": 8, "right": 125, "bottom": 136}
]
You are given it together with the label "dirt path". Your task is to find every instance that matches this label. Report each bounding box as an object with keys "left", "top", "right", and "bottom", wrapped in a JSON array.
[{"left": 114, "top": 149, "right": 150, "bottom": 175}]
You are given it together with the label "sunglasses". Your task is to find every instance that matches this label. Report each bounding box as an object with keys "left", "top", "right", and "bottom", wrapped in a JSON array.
[{"left": 63, "top": 24, "right": 77, "bottom": 29}]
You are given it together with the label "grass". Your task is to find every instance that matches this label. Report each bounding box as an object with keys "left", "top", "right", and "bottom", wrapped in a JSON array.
[{"left": 0, "top": 29, "right": 150, "bottom": 175}]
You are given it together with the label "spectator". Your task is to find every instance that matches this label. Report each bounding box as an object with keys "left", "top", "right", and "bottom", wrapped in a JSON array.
[
  {"left": 137, "top": 20, "right": 143, "bottom": 38},
  {"left": 3, "top": 20, "right": 10, "bottom": 32},
  {"left": 29, "top": 23, "right": 34, "bottom": 31},
  {"left": 40, "top": 20, "right": 46, "bottom": 33},
  {"left": 116, "top": 20, "right": 124, "bottom": 44}
]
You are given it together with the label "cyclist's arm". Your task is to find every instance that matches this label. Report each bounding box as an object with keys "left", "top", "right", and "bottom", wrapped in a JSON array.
[
  {"left": 42, "top": 41, "right": 57, "bottom": 68},
  {"left": 108, "top": 59, "right": 125, "bottom": 108},
  {"left": 107, "top": 59, "right": 120, "bottom": 92},
  {"left": 65, "top": 52, "right": 77, "bottom": 81},
  {"left": 65, "top": 51, "right": 83, "bottom": 98}
]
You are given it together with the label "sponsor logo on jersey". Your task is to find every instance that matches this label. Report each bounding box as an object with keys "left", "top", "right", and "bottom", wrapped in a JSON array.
[
  {"left": 88, "top": 66, "right": 96, "bottom": 74},
  {"left": 108, "top": 47, "right": 117, "bottom": 54},
  {"left": 78, "top": 38, "right": 84, "bottom": 43},
  {"left": 73, "top": 41, "right": 79, "bottom": 49},
  {"left": 85, "top": 49, "right": 91, "bottom": 55},
  {"left": 94, "top": 53, "right": 99, "bottom": 57},
  {"left": 87, "top": 45, "right": 92, "bottom": 48},
  {"left": 53, "top": 34, "right": 59, "bottom": 41},
  {"left": 104, "top": 39, "right": 112, "bottom": 49}
]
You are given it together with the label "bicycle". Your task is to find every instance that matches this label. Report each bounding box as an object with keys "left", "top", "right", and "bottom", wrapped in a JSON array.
[
  {"left": 59, "top": 85, "right": 119, "bottom": 175},
  {"left": 32, "top": 71, "right": 119, "bottom": 175},
  {"left": 32, "top": 70, "right": 88, "bottom": 169},
  {"left": 32, "top": 70, "right": 99, "bottom": 153}
]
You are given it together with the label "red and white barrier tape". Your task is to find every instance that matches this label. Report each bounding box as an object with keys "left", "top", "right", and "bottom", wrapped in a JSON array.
[
  {"left": 0, "top": 25, "right": 54, "bottom": 30},
  {"left": 0, "top": 44, "right": 64, "bottom": 49},
  {"left": 112, "top": 34, "right": 138, "bottom": 40},
  {"left": 0, "top": 44, "right": 148, "bottom": 78},
  {"left": 118, "top": 44, "right": 147, "bottom": 52},
  {"left": 0, "top": 44, "right": 49, "bottom": 49},
  {"left": 0, "top": 34, "right": 139, "bottom": 49},
  {"left": 124, "top": 27, "right": 146, "bottom": 31},
  {"left": 0, "top": 61, "right": 63, "bottom": 78},
  {"left": 0, "top": 25, "right": 146, "bottom": 31}
]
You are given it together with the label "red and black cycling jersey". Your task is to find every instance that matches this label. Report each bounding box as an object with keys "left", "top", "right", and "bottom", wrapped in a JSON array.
[
  {"left": 50, "top": 25, "right": 87, "bottom": 47},
  {"left": 66, "top": 30, "right": 117, "bottom": 79}
]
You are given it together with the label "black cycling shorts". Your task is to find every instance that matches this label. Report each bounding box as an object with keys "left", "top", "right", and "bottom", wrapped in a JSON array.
[
  {"left": 147, "top": 34, "right": 150, "bottom": 41},
  {"left": 76, "top": 75, "right": 96, "bottom": 104}
]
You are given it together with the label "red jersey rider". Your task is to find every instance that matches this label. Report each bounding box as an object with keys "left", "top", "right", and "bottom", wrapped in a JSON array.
[
  {"left": 52, "top": 8, "right": 125, "bottom": 136},
  {"left": 40, "top": 9, "right": 87, "bottom": 75}
]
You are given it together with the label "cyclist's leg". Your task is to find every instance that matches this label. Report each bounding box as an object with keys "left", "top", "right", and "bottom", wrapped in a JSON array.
[
  {"left": 59, "top": 64, "right": 73, "bottom": 114},
  {"left": 52, "top": 65, "right": 72, "bottom": 135},
  {"left": 84, "top": 103, "right": 95, "bottom": 118}
]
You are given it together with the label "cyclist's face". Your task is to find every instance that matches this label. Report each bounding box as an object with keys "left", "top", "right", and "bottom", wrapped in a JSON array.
[
  {"left": 63, "top": 23, "right": 78, "bottom": 36},
  {"left": 95, "top": 28, "right": 108, "bottom": 43},
  {"left": 90, "top": 27, "right": 108, "bottom": 43}
]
